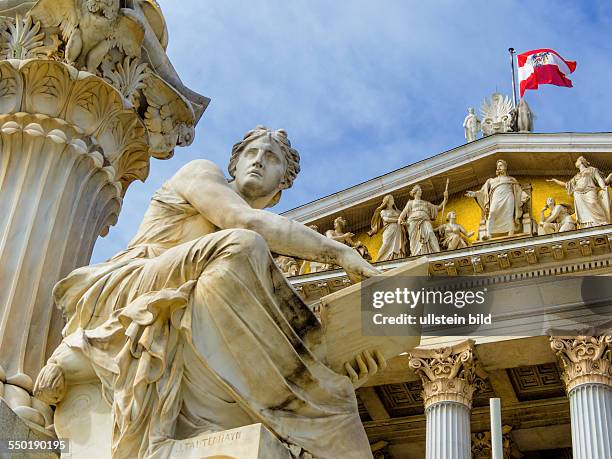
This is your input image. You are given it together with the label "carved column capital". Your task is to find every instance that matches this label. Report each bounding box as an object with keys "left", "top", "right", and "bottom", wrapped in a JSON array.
[
  {"left": 550, "top": 335, "right": 612, "bottom": 393},
  {"left": 409, "top": 340, "right": 486, "bottom": 409}
]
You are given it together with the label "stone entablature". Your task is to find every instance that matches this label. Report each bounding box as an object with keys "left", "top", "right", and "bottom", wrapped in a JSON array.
[{"left": 291, "top": 226, "right": 612, "bottom": 302}]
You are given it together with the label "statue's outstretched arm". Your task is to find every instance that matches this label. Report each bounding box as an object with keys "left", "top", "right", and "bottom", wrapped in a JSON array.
[{"left": 172, "top": 160, "right": 379, "bottom": 281}]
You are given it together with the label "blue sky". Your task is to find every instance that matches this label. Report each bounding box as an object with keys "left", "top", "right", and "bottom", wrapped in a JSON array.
[{"left": 92, "top": 0, "right": 612, "bottom": 262}]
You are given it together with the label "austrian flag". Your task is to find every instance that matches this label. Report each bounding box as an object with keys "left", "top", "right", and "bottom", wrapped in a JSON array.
[{"left": 517, "top": 49, "right": 577, "bottom": 97}]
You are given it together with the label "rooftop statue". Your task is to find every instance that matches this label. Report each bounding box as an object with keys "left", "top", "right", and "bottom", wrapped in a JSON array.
[
  {"left": 398, "top": 184, "right": 448, "bottom": 255},
  {"left": 463, "top": 107, "right": 481, "bottom": 142},
  {"left": 465, "top": 159, "right": 528, "bottom": 240},
  {"left": 516, "top": 98, "right": 534, "bottom": 132},
  {"left": 547, "top": 156, "right": 611, "bottom": 228},
  {"left": 368, "top": 194, "right": 407, "bottom": 261},
  {"left": 34, "top": 126, "right": 381, "bottom": 459}
]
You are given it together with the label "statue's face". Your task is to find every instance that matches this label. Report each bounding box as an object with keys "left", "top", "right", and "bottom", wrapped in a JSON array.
[
  {"left": 334, "top": 219, "right": 345, "bottom": 232},
  {"left": 547, "top": 198, "right": 555, "bottom": 208},
  {"left": 496, "top": 161, "right": 507, "bottom": 175},
  {"left": 412, "top": 186, "right": 422, "bottom": 199},
  {"left": 386, "top": 195, "right": 395, "bottom": 208},
  {"left": 234, "top": 135, "right": 287, "bottom": 200},
  {"left": 448, "top": 211, "right": 456, "bottom": 221}
]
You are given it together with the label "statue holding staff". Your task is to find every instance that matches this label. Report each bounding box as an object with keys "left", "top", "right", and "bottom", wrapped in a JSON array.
[{"left": 398, "top": 184, "right": 448, "bottom": 256}]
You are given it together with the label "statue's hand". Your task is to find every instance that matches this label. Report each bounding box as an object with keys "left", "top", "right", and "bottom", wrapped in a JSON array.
[
  {"left": 33, "top": 362, "right": 66, "bottom": 405},
  {"left": 465, "top": 190, "right": 476, "bottom": 198},
  {"left": 344, "top": 350, "right": 387, "bottom": 389},
  {"left": 339, "top": 247, "right": 380, "bottom": 283}
]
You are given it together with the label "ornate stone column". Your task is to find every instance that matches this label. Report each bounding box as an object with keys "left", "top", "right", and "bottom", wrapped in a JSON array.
[
  {"left": 0, "top": 2, "right": 207, "bottom": 432},
  {"left": 550, "top": 335, "right": 612, "bottom": 459},
  {"left": 409, "top": 340, "right": 486, "bottom": 459}
]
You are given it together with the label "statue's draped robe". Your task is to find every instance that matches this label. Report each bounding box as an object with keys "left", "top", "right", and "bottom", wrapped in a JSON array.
[
  {"left": 53, "top": 183, "right": 372, "bottom": 459},
  {"left": 404, "top": 199, "right": 439, "bottom": 255},
  {"left": 566, "top": 166, "right": 610, "bottom": 228},
  {"left": 473, "top": 175, "right": 524, "bottom": 236},
  {"left": 376, "top": 209, "right": 406, "bottom": 261}
]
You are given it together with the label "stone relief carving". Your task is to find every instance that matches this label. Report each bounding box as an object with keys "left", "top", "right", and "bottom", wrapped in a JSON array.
[
  {"left": 435, "top": 210, "right": 474, "bottom": 250},
  {"left": 368, "top": 194, "right": 407, "bottom": 261},
  {"left": 324, "top": 216, "right": 371, "bottom": 269},
  {"left": 398, "top": 184, "right": 447, "bottom": 255},
  {"left": 34, "top": 126, "right": 381, "bottom": 458},
  {"left": 538, "top": 197, "right": 576, "bottom": 235},
  {"left": 465, "top": 159, "right": 530, "bottom": 240},
  {"left": 463, "top": 107, "right": 481, "bottom": 142},
  {"left": 547, "top": 156, "right": 611, "bottom": 228}
]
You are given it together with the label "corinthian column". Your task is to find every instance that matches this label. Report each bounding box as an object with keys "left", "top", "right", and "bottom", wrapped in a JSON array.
[
  {"left": 550, "top": 335, "right": 612, "bottom": 459},
  {"left": 0, "top": 2, "right": 207, "bottom": 431},
  {"left": 409, "top": 340, "right": 486, "bottom": 459}
]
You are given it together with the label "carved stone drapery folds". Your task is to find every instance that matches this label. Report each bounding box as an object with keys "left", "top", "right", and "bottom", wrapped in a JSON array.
[
  {"left": 0, "top": 1, "right": 207, "bottom": 431},
  {"left": 408, "top": 340, "right": 486, "bottom": 409},
  {"left": 550, "top": 335, "right": 612, "bottom": 392}
]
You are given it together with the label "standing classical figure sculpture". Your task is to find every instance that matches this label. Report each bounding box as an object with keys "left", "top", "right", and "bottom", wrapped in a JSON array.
[
  {"left": 33, "top": 126, "right": 382, "bottom": 459},
  {"left": 463, "top": 107, "right": 481, "bottom": 142},
  {"left": 466, "top": 159, "right": 528, "bottom": 240},
  {"left": 368, "top": 195, "right": 407, "bottom": 261},
  {"left": 398, "top": 184, "right": 448, "bottom": 256},
  {"left": 547, "top": 156, "right": 610, "bottom": 228},
  {"left": 538, "top": 198, "right": 576, "bottom": 235},
  {"left": 436, "top": 210, "right": 474, "bottom": 251},
  {"left": 516, "top": 98, "right": 534, "bottom": 132}
]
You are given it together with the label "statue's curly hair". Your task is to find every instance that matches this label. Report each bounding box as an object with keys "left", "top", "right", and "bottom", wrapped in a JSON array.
[{"left": 228, "top": 125, "right": 301, "bottom": 190}]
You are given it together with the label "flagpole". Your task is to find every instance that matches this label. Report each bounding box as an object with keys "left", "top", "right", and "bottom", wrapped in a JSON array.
[{"left": 508, "top": 48, "right": 518, "bottom": 107}]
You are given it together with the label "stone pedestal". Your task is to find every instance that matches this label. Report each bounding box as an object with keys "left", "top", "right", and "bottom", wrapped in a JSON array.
[
  {"left": 164, "top": 424, "right": 292, "bottom": 459},
  {"left": 409, "top": 340, "right": 486, "bottom": 459},
  {"left": 551, "top": 335, "right": 612, "bottom": 459}
]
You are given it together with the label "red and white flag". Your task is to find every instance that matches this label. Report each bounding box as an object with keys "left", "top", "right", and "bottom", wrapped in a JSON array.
[{"left": 517, "top": 49, "right": 576, "bottom": 97}]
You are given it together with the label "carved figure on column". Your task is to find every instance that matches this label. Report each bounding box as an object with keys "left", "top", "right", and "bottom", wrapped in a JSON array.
[
  {"left": 368, "top": 194, "right": 406, "bottom": 261},
  {"left": 465, "top": 159, "right": 529, "bottom": 240},
  {"left": 398, "top": 184, "right": 447, "bottom": 256},
  {"left": 34, "top": 126, "right": 381, "bottom": 459},
  {"left": 547, "top": 156, "right": 611, "bottom": 228},
  {"left": 463, "top": 107, "right": 481, "bottom": 142},
  {"left": 29, "top": 0, "right": 146, "bottom": 72},
  {"left": 435, "top": 210, "right": 474, "bottom": 251},
  {"left": 538, "top": 197, "right": 576, "bottom": 235}
]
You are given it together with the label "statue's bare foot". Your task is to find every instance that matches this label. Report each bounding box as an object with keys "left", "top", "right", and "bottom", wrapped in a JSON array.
[{"left": 33, "top": 363, "right": 66, "bottom": 405}]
